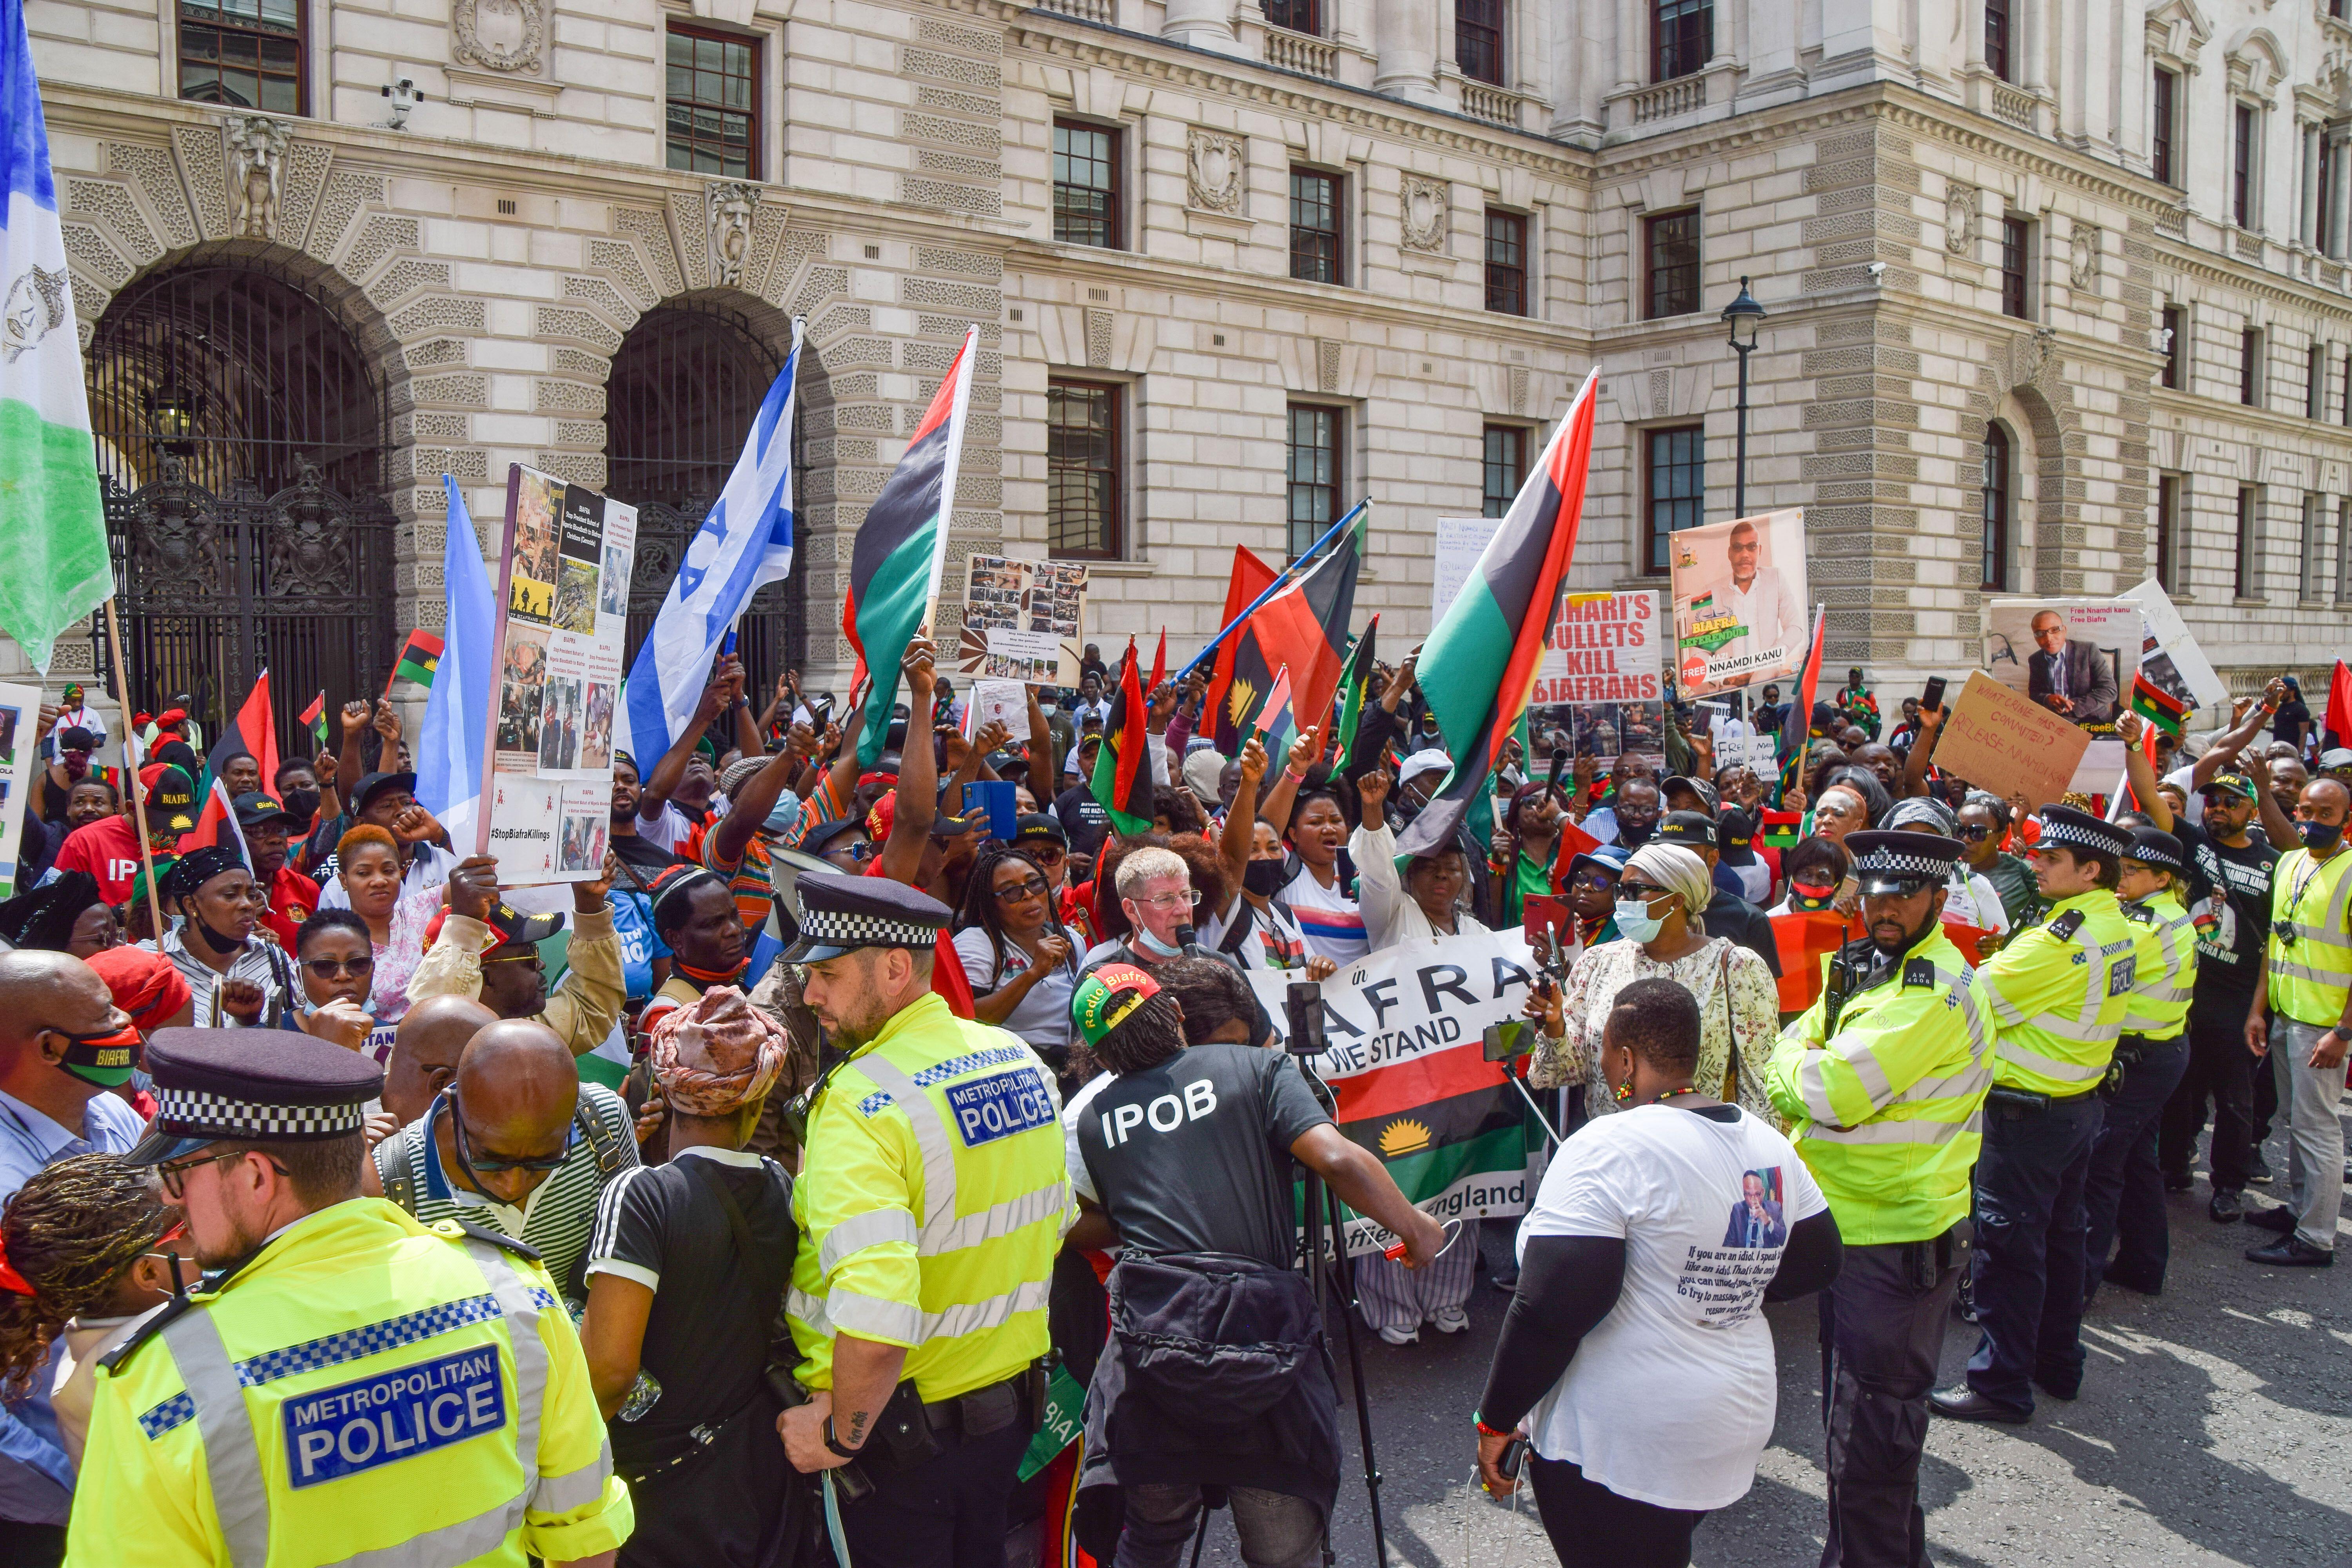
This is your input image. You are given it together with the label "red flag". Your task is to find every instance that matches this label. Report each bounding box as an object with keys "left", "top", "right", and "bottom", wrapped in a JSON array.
[
  {"left": 2327, "top": 659, "right": 2352, "bottom": 750},
  {"left": 1088, "top": 640, "right": 1156, "bottom": 834},
  {"left": 1200, "top": 546, "right": 1280, "bottom": 753},
  {"left": 183, "top": 775, "right": 253, "bottom": 858},
  {"left": 205, "top": 671, "right": 280, "bottom": 804},
  {"left": 1147, "top": 629, "right": 1166, "bottom": 696}
]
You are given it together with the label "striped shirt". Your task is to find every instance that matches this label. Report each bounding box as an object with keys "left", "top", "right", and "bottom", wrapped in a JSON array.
[
  {"left": 1278, "top": 864, "right": 1368, "bottom": 965},
  {"left": 147, "top": 926, "right": 299, "bottom": 1027},
  {"left": 373, "top": 1083, "right": 638, "bottom": 1308}
]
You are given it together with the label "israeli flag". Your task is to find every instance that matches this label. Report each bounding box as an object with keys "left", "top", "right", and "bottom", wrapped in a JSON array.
[
  {"left": 417, "top": 476, "right": 497, "bottom": 835},
  {"left": 617, "top": 319, "right": 804, "bottom": 763}
]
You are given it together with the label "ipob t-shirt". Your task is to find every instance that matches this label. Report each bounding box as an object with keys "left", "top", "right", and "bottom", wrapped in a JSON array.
[
  {"left": 2173, "top": 818, "right": 2277, "bottom": 1013},
  {"left": 1066, "top": 1044, "right": 1331, "bottom": 1269},
  {"left": 1517, "top": 1102, "right": 1825, "bottom": 1513}
]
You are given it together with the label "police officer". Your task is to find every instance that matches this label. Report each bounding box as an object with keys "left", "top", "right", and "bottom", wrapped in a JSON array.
[
  {"left": 1766, "top": 830, "right": 1993, "bottom": 1568},
  {"left": 1931, "top": 806, "right": 2136, "bottom": 1425},
  {"left": 2082, "top": 826, "right": 2198, "bottom": 1300},
  {"left": 66, "top": 1028, "right": 632, "bottom": 1567},
  {"left": 777, "top": 873, "right": 1072, "bottom": 1566}
]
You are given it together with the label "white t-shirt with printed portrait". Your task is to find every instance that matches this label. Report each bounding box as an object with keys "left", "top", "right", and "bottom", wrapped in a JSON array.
[{"left": 1515, "top": 1102, "right": 1826, "bottom": 1512}]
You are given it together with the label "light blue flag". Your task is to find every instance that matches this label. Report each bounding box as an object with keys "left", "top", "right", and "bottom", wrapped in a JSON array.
[
  {"left": 417, "top": 476, "right": 496, "bottom": 835},
  {"left": 617, "top": 319, "right": 803, "bottom": 763}
]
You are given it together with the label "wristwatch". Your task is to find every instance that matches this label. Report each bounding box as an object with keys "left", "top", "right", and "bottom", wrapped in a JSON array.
[{"left": 822, "top": 1415, "right": 862, "bottom": 1460}]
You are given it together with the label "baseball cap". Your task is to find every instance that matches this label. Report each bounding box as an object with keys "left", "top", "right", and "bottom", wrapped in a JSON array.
[
  {"left": 350, "top": 771, "right": 419, "bottom": 814},
  {"left": 423, "top": 900, "right": 565, "bottom": 958},
  {"left": 1656, "top": 810, "right": 1718, "bottom": 849},
  {"left": 1011, "top": 813, "right": 1069, "bottom": 849},
  {"left": 137, "top": 763, "right": 198, "bottom": 833},
  {"left": 1071, "top": 963, "right": 1161, "bottom": 1048},
  {"left": 2319, "top": 748, "right": 2352, "bottom": 773},
  {"left": 2201, "top": 773, "right": 2257, "bottom": 802},
  {"left": 231, "top": 791, "right": 295, "bottom": 830}
]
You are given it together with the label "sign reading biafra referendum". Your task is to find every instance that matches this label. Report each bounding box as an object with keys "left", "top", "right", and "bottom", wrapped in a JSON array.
[{"left": 1526, "top": 590, "right": 1661, "bottom": 707}]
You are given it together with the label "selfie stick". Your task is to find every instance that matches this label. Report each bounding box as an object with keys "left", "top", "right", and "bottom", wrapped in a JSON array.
[{"left": 1284, "top": 981, "right": 1389, "bottom": 1568}]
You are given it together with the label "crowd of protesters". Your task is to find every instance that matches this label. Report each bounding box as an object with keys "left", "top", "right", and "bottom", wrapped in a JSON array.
[{"left": 0, "top": 636, "right": 2344, "bottom": 1568}]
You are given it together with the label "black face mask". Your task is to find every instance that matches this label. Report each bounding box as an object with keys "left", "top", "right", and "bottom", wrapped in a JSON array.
[
  {"left": 1243, "top": 859, "right": 1285, "bottom": 898},
  {"left": 279, "top": 789, "right": 320, "bottom": 830}
]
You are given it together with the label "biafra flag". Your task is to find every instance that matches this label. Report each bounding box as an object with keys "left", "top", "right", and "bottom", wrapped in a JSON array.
[
  {"left": 1202, "top": 519, "right": 1362, "bottom": 757},
  {"left": 1323, "top": 1031, "right": 1528, "bottom": 1224},
  {"left": 2129, "top": 671, "right": 2186, "bottom": 738},
  {"left": 1088, "top": 640, "right": 1155, "bottom": 835},
  {"left": 1329, "top": 615, "right": 1378, "bottom": 771}
]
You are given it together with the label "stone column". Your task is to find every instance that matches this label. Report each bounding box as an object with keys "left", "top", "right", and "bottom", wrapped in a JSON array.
[
  {"left": 1161, "top": 0, "right": 1239, "bottom": 53},
  {"left": 2330, "top": 127, "right": 2351, "bottom": 257},
  {"left": 2302, "top": 122, "right": 2322, "bottom": 249},
  {"left": 1373, "top": 0, "right": 1440, "bottom": 102}
]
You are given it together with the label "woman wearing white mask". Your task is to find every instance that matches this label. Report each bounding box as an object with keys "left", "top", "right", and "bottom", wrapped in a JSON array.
[{"left": 1526, "top": 843, "right": 1782, "bottom": 1127}]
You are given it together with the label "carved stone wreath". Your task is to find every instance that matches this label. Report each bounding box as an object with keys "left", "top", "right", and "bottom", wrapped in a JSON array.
[
  {"left": 454, "top": 0, "right": 545, "bottom": 73},
  {"left": 1186, "top": 129, "right": 1244, "bottom": 214},
  {"left": 1399, "top": 174, "right": 1447, "bottom": 252},
  {"left": 1944, "top": 185, "right": 1980, "bottom": 256}
]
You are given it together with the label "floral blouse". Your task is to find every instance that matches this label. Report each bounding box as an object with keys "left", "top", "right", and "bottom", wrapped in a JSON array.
[
  {"left": 369, "top": 884, "right": 447, "bottom": 1025},
  {"left": 1529, "top": 935, "right": 1785, "bottom": 1128}
]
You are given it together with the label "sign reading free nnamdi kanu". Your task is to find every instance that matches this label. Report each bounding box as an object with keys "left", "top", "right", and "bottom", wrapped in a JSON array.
[{"left": 1249, "top": 932, "right": 1547, "bottom": 1256}]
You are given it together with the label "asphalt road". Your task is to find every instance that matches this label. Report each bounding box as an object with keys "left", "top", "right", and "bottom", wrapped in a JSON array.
[{"left": 1187, "top": 1122, "right": 2352, "bottom": 1568}]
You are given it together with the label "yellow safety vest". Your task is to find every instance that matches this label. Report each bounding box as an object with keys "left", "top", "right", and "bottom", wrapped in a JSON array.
[
  {"left": 66, "top": 1199, "right": 631, "bottom": 1568},
  {"left": 2120, "top": 889, "right": 2197, "bottom": 1040},
  {"left": 2266, "top": 846, "right": 2352, "bottom": 1027},
  {"left": 1765, "top": 926, "right": 1994, "bottom": 1246},
  {"left": 788, "top": 991, "right": 1073, "bottom": 1401},
  {"left": 1976, "top": 888, "right": 2135, "bottom": 1096}
]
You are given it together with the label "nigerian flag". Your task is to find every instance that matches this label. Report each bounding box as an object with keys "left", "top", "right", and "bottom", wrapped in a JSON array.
[{"left": 0, "top": 0, "right": 108, "bottom": 673}]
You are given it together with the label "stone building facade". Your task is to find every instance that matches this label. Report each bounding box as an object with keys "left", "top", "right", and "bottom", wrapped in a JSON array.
[{"left": 17, "top": 0, "right": 2348, "bottom": 723}]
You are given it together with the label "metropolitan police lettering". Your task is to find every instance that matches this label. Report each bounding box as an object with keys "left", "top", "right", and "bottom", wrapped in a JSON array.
[
  {"left": 282, "top": 1346, "right": 506, "bottom": 1486},
  {"left": 947, "top": 1064, "right": 1058, "bottom": 1147}
]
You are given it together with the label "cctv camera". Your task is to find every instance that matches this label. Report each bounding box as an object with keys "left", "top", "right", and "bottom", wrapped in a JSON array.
[
  {"left": 1866, "top": 261, "right": 1887, "bottom": 281},
  {"left": 380, "top": 77, "right": 425, "bottom": 130}
]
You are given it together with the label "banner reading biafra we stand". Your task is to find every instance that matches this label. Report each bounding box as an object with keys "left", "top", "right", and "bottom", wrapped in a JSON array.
[
  {"left": 1250, "top": 932, "right": 1543, "bottom": 1257},
  {"left": 477, "top": 465, "right": 636, "bottom": 882}
]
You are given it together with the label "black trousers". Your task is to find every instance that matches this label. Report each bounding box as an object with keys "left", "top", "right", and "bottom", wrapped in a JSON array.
[
  {"left": 1966, "top": 1091, "right": 2103, "bottom": 1413},
  {"left": 834, "top": 1418, "right": 1031, "bottom": 1568},
  {"left": 2159, "top": 1009, "right": 2257, "bottom": 1192},
  {"left": 1528, "top": 1457, "right": 1705, "bottom": 1568},
  {"left": 2084, "top": 1036, "right": 2190, "bottom": 1299},
  {"left": 1818, "top": 1234, "right": 1962, "bottom": 1568}
]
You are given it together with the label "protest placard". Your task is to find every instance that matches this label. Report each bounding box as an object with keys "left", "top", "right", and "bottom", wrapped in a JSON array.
[
  {"left": 1524, "top": 591, "right": 1665, "bottom": 770},
  {"left": 1668, "top": 508, "right": 1809, "bottom": 697},
  {"left": 478, "top": 465, "right": 635, "bottom": 882},
  {"left": 1930, "top": 671, "right": 2090, "bottom": 813},
  {"left": 1982, "top": 596, "right": 2134, "bottom": 788},
  {"left": 1248, "top": 931, "right": 1543, "bottom": 1255},
  {"left": 960, "top": 677, "right": 1029, "bottom": 742},
  {"left": 2121, "top": 579, "right": 2230, "bottom": 718},
  {"left": 1431, "top": 515, "right": 1500, "bottom": 624},
  {"left": 954, "top": 554, "right": 1089, "bottom": 686},
  {"left": 0, "top": 681, "right": 39, "bottom": 899}
]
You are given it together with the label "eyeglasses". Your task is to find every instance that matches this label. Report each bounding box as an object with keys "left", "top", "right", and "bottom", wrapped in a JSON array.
[
  {"left": 1022, "top": 843, "right": 1067, "bottom": 864},
  {"left": 1568, "top": 869, "right": 1618, "bottom": 890},
  {"left": 1134, "top": 889, "right": 1202, "bottom": 910},
  {"left": 481, "top": 948, "right": 544, "bottom": 969},
  {"left": 156, "top": 1148, "right": 281, "bottom": 1200},
  {"left": 448, "top": 1095, "right": 575, "bottom": 1175},
  {"left": 993, "top": 875, "right": 1050, "bottom": 902},
  {"left": 301, "top": 955, "right": 375, "bottom": 979}
]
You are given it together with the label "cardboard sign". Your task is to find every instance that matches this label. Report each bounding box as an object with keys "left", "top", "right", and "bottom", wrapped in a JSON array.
[
  {"left": 2121, "top": 578, "right": 2230, "bottom": 719},
  {"left": 478, "top": 465, "right": 634, "bottom": 882},
  {"left": 1928, "top": 671, "right": 2090, "bottom": 813},
  {"left": 1431, "top": 515, "right": 1501, "bottom": 624},
  {"left": 955, "top": 555, "right": 1089, "bottom": 686}
]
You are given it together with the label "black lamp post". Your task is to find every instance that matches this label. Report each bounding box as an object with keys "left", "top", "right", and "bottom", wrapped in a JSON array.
[{"left": 1722, "top": 276, "right": 1766, "bottom": 518}]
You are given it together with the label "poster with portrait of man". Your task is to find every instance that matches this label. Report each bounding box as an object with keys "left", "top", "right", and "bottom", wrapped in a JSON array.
[
  {"left": 1667, "top": 508, "right": 1809, "bottom": 699},
  {"left": 1982, "top": 597, "right": 2139, "bottom": 791}
]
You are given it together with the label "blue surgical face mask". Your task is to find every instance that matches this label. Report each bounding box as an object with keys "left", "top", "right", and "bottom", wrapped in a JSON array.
[
  {"left": 765, "top": 794, "right": 804, "bottom": 837},
  {"left": 2299, "top": 818, "right": 2345, "bottom": 849},
  {"left": 1613, "top": 896, "right": 1666, "bottom": 944},
  {"left": 1133, "top": 925, "right": 1184, "bottom": 958}
]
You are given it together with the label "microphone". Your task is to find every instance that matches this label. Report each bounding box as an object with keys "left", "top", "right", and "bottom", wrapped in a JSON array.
[
  {"left": 1543, "top": 746, "right": 1569, "bottom": 809},
  {"left": 1175, "top": 921, "right": 1202, "bottom": 958}
]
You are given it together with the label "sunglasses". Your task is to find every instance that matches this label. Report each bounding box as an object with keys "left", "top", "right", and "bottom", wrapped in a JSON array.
[
  {"left": 448, "top": 1094, "right": 575, "bottom": 1175},
  {"left": 1615, "top": 881, "right": 1671, "bottom": 901},
  {"left": 1956, "top": 825, "right": 1993, "bottom": 842},
  {"left": 993, "top": 875, "right": 1050, "bottom": 902},
  {"left": 302, "top": 955, "right": 375, "bottom": 979}
]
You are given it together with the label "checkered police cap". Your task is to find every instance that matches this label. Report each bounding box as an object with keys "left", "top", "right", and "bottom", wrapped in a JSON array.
[
  {"left": 784, "top": 870, "right": 954, "bottom": 961},
  {"left": 1843, "top": 830, "right": 1964, "bottom": 893},
  {"left": 151, "top": 1087, "right": 369, "bottom": 1140},
  {"left": 128, "top": 1029, "right": 381, "bottom": 1160},
  {"left": 2035, "top": 804, "right": 2134, "bottom": 858}
]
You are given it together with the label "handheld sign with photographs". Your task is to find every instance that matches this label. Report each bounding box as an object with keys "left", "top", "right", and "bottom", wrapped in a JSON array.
[
  {"left": 0, "top": 680, "right": 38, "bottom": 898},
  {"left": 1982, "top": 596, "right": 2134, "bottom": 788},
  {"left": 955, "top": 554, "right": 1091, "bottom": 686},
  {"left": 1528, "top": 590, "right": 1665, "bottom": 771},
  {"left": 1668, "top": 508, "right": 1809, "bottom": 698},
  {"left": 478, "top": 465, "right": 635, "bottom": 882}
]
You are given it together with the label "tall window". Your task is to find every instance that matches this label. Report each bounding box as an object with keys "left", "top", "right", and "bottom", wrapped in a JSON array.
[
  {"left": 2234, "top": 104, "right": 2256, "bottom": 227},
  {"left": 1457, "top": 0, "right": 1505, "bottom": 85},
  {"left": 1485, "top": 210, "right": 1528, "bottom": 316},
  {"left": 1999, "top": 217, "right": 2030, "bottom": 319},
  {"left": 1644, "top": 209, "right": 1701, "bottom": 319},
  {"left": 1641, "top": 425, "right": 1704, "bottom": 575},
  {"left": 1264, "top": 0, "right": 1320, "bottom": 33},
  {"left": 1980, "top": 424, "right": 2011, "bottom": 591},
  {"left": 1482, "top": 425, "right": 1526, "bottom": 518},
  {"left": 1985, "top": 0, "right": 2011, "bottom": 81},
  {"left": 1047, "top": 380, "right": 1123, "bottom": 559},
  {"left": 1290, "top": 170, "right": 1345, "bottom": 285},
  {"left": 1652, "top": 0, "right": 1712, "bottom": 83},
  {"left": 2312, "top": 344, "right": 2328, "bottom": 420},
  {"left": 1053, "top": 121, "right": 1122, "bottom": 249},
  {"left": 2161, "top": 305, "right": 2184, "bottom": 389},
  {"left": 2302, "top": 495, "right": 2323, "bottom": 602},
  {"left": 1286, "top": 406, "right": 1343, "bottom": 558},
  {"left": 178, "top": 0, "right": 304, "bottom": 114},
  {"left": 2342, "top": 351, "right": 2351, "bottom": 428},
  {"left": 2241, "top": 327, "right": 2262, "bottom": 407},
  {"left": 666, "top": 26, "right": 759, "bottom": 178},
  {"left": 2154, "top": 474, "right": 2181, "bottom": 594},
  {"left": 2235, "top": 487, "right": 2258, "bottom": 599},
  {"left": 2151, "top": 68, "right": 2177, "bottom": 185}
]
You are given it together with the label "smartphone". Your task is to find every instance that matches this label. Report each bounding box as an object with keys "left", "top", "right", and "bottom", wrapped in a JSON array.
[
  {"left": 1283, "top": 981, "right": 1327, "bottom": 1057},
  {"left": 1523, "top": 894, "right": 1570, "bottom": 949},
  {"left": 1499, "top": 1436, "right": 1530, "bottom": 1482},
  {"left": 962, "top": 780, "right": 1016, "bottom": 840},
  {"left": 1921, "top": 675, "right": 1947, "bottom": 713},
  {"left": 808, "top": 695, "right": 833, "bottom": 732},
  {"left": 1482, "top": 1020, "right": 1533, "bottom": 1063}
]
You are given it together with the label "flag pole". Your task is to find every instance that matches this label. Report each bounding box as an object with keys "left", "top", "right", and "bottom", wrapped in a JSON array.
[
  {"left": 101, "top": 597, "right": 165, "bottom": 931},
  {"left": 1173, "top": 498, "right": 1368, "bottom": 684}
]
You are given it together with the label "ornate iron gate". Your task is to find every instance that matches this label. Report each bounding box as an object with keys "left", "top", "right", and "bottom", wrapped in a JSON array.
[
  {"left": 608, "top": 297, "right": 802, "bottom": 686},
  {"left": 87, "top": 258, "right": 396, "bottom": 757}
]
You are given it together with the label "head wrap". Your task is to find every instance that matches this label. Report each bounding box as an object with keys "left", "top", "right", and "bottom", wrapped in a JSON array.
[
  {"left": 160, "top": 844, "right": 247, "bottom": 906},
  {"left": 0, "top": 871, "right": 106, "bottom": 951},
  {"left": 1624, "top": 842, "right": 1713, "bottom": 915},
  {"left": 86, "top": 946, "right": 193, "bottom": 1034},
  {"left": 648, "top": 987, "right": 788, "bottom": 1116},
  {"left": 1882, "top": 797, "right": 1958, "bottom": 836}
]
